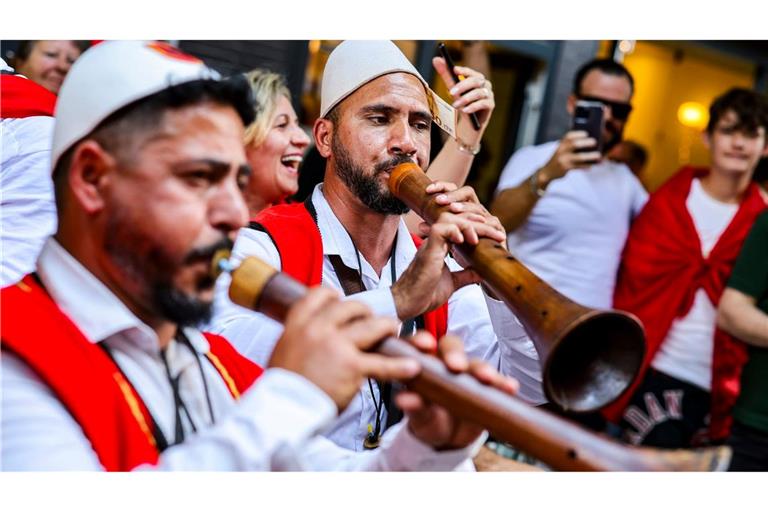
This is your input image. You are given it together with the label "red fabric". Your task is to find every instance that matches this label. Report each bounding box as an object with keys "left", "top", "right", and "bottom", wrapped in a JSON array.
[
  {"left": 410, "top": 234, "right": 448, "bottom": 340},
  {"left": 253, "top": 203, "right": 324, "bottom": 287},
  {"left": 252, "top": 203, "right": 448, "bottom": 340},
  {"left": 0, "top": 74, "right": 57, "bottom": 118},
  {"left": 1, "top": 275, "right": 263, "bottom": 470},
  {"left": 604, "top": 166, "right": 767, "bottom": 440},
  {"left": 203, "top": 332, "right": 263, "bottom": 394},
  {"left": 1, "top": 276, "right": 158, "bottom": 471}
]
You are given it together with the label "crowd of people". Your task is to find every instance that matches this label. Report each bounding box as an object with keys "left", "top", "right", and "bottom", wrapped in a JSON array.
[{"left": 1, "top": 39, "right": 767, "bottom": 472}]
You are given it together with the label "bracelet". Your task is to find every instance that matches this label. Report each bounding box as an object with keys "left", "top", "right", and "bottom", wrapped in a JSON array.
[
  {"left": 529, "top": 170, "right": 546, "bottom": 198},
  {"left": 456, "top": 138, "right": 481, "bottom": 156}
]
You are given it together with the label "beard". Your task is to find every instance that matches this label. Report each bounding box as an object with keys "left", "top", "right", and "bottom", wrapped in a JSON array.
[
  {"left": 332, "top": 135, "right": 411, "bottom": 215},
  {"left": 104, "top": 210, "right": 230, "bottom": 327}
]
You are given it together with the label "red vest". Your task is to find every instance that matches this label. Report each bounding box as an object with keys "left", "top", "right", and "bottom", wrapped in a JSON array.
[
  {"left": 1, "top": 275, "right": 263, "bottom": 471},
  {"left": 252, "top": 202, "right": 448, "bottom": 340}
]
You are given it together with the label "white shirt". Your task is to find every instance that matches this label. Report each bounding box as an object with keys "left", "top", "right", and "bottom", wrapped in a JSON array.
[
  {"left": 211, "top": 184, "right": 542, "bottom": 452},
  {"left": 1, "top": 116, "right": 58, "bottom": 287},
  {"left": 495, "top": 141, "right": 648, "bottom": 309},
  {"left": 651, "top": 178, "right": 739, "bottom": 390},
  {"left": 1, "top": 238, "right": 482, "bottom": 471}
]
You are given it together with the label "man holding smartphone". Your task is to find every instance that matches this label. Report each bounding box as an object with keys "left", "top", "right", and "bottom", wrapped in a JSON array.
[{"left": 490, "top": 59, "right": 647, "bottom": 311}]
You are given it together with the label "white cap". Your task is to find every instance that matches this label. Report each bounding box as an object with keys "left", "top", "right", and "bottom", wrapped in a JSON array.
[
  {"left": 319, "top": 40, "right": 456, "bottom": 137},
  {"left": 320, "top": 40, "right": 428, "bottom": 118},
  {"left": 51, "top": 40, "right": 221, "bottom": 170}
]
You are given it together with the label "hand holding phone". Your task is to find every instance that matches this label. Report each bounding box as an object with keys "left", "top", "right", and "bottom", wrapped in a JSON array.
[
  {"left": 437, "top": 42, "right": 481, "bottom": 131},
  {"left": 571, "top": 101, "right": 605, "bottom": 155}
]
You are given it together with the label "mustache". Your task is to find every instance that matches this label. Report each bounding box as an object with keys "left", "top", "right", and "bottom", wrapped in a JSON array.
[
  {"left": 373, "top": 154, "right": 416, "bottom": 175},
  {"left": 183, "top": 236, "right": 233, "bottom": 265}
]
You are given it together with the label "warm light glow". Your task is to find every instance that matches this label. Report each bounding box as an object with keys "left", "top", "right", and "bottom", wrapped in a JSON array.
[
  {"left": 618, "top": 40, "right": 636, "bottom": 54},
  {"left": 677, "top": 101, "right": 709, "bottom": 129}
]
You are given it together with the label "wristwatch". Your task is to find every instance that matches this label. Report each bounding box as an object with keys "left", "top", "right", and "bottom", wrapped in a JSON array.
[{"left": 529, "top": 170, "right": 547, "bottom": 198}]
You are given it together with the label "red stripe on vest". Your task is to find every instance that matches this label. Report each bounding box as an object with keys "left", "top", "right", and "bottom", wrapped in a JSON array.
[
  {"left": 203, "top": 332, "right": 263, "bottom": 396},
  {"left": 1, "top": 275, "right": 263, "bottom": 470},
  {"left": 252, "top": 202, "right": 448, "bottom": 340}
]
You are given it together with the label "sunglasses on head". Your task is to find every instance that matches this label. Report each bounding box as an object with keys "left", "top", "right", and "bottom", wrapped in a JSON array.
[{"left": 578, "top": 95, "right": 633, "bottom": 121}]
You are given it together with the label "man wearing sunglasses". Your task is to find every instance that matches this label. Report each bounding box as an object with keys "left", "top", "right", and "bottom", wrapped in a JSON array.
[{"left": 490, "top": 59, "right": 647, "bottom": 313}]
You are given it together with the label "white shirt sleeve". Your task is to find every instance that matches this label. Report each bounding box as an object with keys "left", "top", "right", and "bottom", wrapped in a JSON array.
[
  {"left": 301, "top": 420, "right": 485, "bottom": 471},
  {"left": 2, "top": 354, "right": 482, "bottom": 471},
  {"left": 444, "top": 259, "right": 545, "bottom": 405},
  {"left": 1, "top": 352, "right": 104, "bottom": 470},
  {"left": 341, "top": 287, "right": 399, "bottom": 318},
  {"left": 0, "top": 117, "right": 57, "bottom": 287}
]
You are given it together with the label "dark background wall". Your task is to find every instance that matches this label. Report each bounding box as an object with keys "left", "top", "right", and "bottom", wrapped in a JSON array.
[{"left": 177, "top": 40, "right": 309, "bottom": 112}]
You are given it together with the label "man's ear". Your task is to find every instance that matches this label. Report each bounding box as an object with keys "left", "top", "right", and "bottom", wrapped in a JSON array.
[
  {"left": 67, "top": 140, "right": 117, "bottom": 215},
  {"left": 313, "top": 118, "right": 334, "bottom": 158}
]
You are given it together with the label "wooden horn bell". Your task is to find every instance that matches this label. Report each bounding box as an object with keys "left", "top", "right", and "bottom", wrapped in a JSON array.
[{"left": 388, "top": 162, "right": 646, "bottom": 413}]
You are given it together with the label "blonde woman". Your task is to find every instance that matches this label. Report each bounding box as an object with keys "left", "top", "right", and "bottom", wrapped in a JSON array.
[{"left": 241, "top": 69, "right": 310, "bottom": 216}]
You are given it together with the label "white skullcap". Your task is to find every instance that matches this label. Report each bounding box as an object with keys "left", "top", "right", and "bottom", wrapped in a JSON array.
[
  {"left": 320, "top": 40, "right": 456, "bottom": 137},
  {"left": 51, "top": 40, "right": 221, "bottom": 170}
]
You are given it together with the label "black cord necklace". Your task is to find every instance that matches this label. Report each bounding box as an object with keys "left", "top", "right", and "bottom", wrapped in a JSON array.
[
  {"left": 103, "top": 329, "right": 217, "bottom": 452},
  {"left": 306, "top": 196, "right": 416, "bottom": 450},
  {"left": 158, "top": 329, "right": 217, "bottom": 446},
  {"left": 346, "top": 233, "right": 398, "bottom": 450}
]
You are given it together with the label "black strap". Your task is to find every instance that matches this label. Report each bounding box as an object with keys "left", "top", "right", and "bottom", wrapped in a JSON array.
[
  {"left": 159, "top": 348, "right": 191, "bottom": 445},
  {"left": 308, "top": 194, "right": 419, "bottom": 447},
  {"left": 326, "top": 242, "right": 417, "bottom": 447},
  {"left": 247, "top": 221, "right": 279, "bottom": 256},
  {"left": 327, "top": 255, "right": 364, "bottom": 294},
  {"left": 303, "top": 194, "right": 319, "bottom": 224}
]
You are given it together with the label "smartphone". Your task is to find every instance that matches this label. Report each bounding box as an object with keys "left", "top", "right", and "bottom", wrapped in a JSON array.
[
  {"left": 572, "top": 100, "right": 605, "bottom": 154},
  {"left": 437, "top": 42, "right": 481, "bottom": 131}
]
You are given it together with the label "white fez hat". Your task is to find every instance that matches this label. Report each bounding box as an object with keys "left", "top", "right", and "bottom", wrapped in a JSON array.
[
  {"left": 51, "top": 40, "right": 220, "bottom": 170},
  {"left": 320, "top": 40, "right": 456, "bottom": 137}
]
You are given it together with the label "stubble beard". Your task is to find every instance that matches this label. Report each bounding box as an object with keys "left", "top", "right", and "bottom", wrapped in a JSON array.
[{"left": 104, "top": 209, "right": 218, "bottom": 327}]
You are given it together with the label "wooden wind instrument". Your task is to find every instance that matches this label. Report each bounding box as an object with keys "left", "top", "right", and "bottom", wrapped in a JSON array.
[
  {"left": 388, "top": 162, "right": 646, "bottom": 413},
  {"left": 213, "top": 253, "right": 731, "bottom": 471}
]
